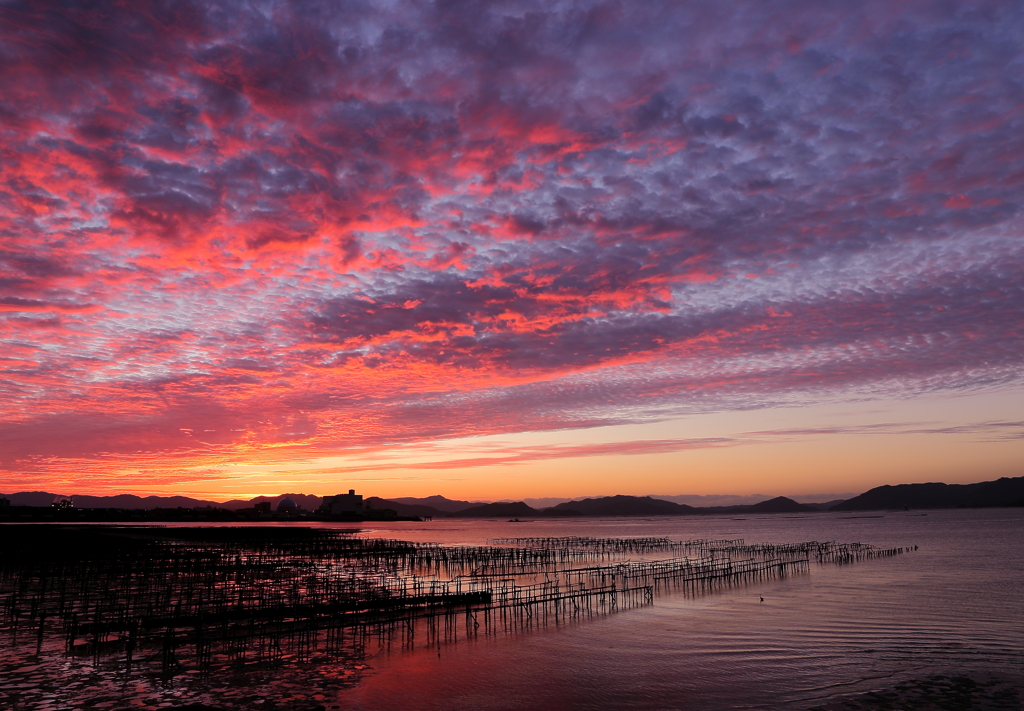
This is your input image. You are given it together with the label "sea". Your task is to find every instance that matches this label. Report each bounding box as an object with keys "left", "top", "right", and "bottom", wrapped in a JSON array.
[{"left": 2, "top": 508, "right": 1023, "bottom": 710}]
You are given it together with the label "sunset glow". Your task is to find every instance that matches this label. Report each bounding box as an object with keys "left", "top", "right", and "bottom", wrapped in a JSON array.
[{"left": 2, "top": 0, "right": 1022, "bottom": 499}]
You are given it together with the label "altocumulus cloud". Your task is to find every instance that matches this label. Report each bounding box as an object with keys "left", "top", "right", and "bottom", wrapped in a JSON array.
[{"left": 1, "top": 0, "right": 1022, "bottom": 482}]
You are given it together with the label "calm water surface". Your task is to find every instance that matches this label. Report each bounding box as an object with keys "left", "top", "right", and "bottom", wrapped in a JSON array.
[
  {"left": 337, "top": 508, "right": 1024, "bottom": 710},
  {"left": 2, "top": 509, "right": 1021, "bottom": 709}
]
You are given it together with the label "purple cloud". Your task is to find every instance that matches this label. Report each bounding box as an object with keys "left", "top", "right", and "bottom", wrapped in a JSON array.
[{"left": 0, "top": 0, "right": 1022, "bottom": 486}]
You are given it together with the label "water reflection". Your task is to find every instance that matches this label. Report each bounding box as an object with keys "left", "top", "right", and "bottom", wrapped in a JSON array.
[{"left": 1, "top": 510, "right": 1022, "bottom": 710}]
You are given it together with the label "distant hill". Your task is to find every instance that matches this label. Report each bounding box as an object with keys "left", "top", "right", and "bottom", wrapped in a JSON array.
[
  {"left": 8, "top": 476, "right": 1019, "bottom": 517},
  {"left": 547, "top": 495, "right": 697, "bottom": 516},
  {"left": 831, "top": 476, "right": 1024, "bottom": 511},
  {"left": 387, "top": 495, "right": 481, "bottom": 513},
  {"left": 450, "top": 501, "right": 538, "bottom": 518},
  {"left": 744, "top": 496, "right": 818, "bottom": 513},
  {"left": 227, "top": 494, "right": 322, "bottom": 511},
  {"left": 364, "top": 497, "right": 450, "bottom": 518},
  {"left": 522, "top": 497, "right": 574, "bottom": 508},
  {"left": 692, "top": 496, "right": 820, "bottom": 515},
  {"left": 543, "top": 494, "right": 818, "bottom": 516},
  {"left": 652, "top": 493, "right": 776, "bottom": 507},
  {"left": 0, "top": 491, "right": 73, "bottom": 507},
  {"left": 0, "top": 491, "right": 322, "bottom": 511},
  {"left": 654, "top": 493, "right": 856, "bottom": 508},
  {"left": 0, "top": 492, "right": 218, "bottom": 509},
  {"left": 74, "top": 494, "right": 217, "bottom": 509}
]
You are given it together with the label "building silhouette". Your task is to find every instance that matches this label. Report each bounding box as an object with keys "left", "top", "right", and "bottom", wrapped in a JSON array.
[{"left": 319, "top": 489, "right": 364, "bottom": 515}]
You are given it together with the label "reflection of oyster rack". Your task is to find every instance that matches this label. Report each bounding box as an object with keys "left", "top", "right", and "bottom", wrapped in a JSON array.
[{"left": 0, "top": 525, "right": 911, "bottom": 682}]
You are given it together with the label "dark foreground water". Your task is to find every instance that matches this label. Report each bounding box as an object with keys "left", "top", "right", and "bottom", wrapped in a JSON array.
[{"left": 2, "top": 508, "right": 1023, "bottom": 710}]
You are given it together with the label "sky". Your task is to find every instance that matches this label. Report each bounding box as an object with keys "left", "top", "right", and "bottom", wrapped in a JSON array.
[{"left": 1, "top": 0, "right": 1023, "bottom": 502}]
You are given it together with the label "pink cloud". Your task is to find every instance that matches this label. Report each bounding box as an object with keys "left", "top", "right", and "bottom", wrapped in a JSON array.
[{"left": 1, "top": 0, "right": 1022, "bottom": 490}]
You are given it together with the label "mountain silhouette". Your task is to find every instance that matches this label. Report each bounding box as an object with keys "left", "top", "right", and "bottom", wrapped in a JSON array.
[
  {"left": 831, "top": 476, "right": 1024, "bottom": 511},
  {"left": 364, "top": 497, "right": 450, "bottom": 518},
  {"left": 547, "top": 495, "right": 697, "bottom": 516},
  {"left": 450, "top": 501, "right": 538, "bottom": 518},
  {"left": 387, "top": 495, "right": 481, "bottom": 512}
]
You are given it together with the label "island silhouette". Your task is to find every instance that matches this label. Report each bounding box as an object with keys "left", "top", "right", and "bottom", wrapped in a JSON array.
[{"left": 3, "top": 475, "right": 1022, "bottom": 521}]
